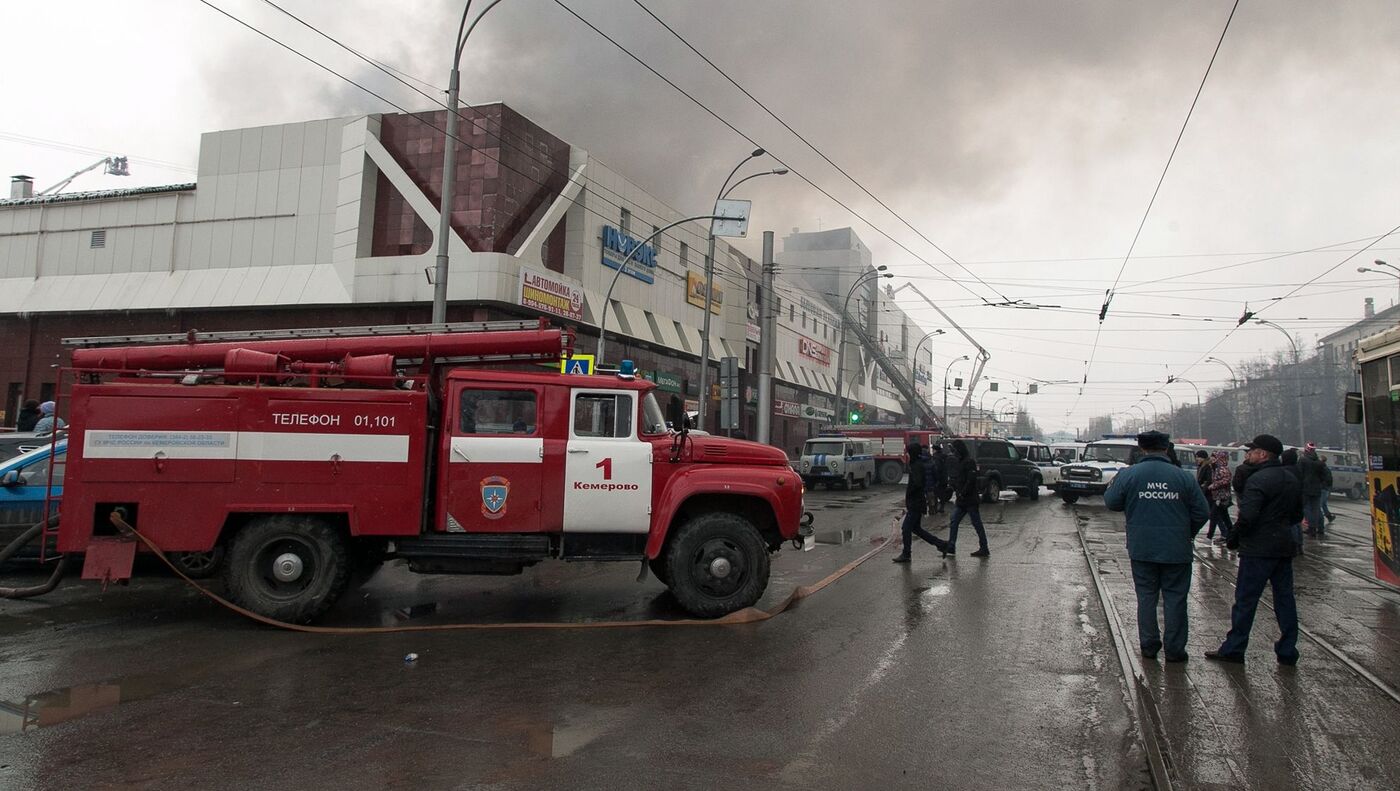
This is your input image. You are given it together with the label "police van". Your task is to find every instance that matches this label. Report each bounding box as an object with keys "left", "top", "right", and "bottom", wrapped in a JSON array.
[
  {"left": 1055, "top": 436, "right": 1139, "bottom": 504},
  {"left": 799, "top": 436, "right": 876, "bottom": 490}
]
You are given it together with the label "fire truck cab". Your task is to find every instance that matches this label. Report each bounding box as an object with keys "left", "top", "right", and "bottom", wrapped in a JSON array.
[{"left": 55, "top": 321, "right": 807, "bottom": 623}]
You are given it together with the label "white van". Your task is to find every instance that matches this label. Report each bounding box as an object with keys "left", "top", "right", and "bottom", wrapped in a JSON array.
[{"left": 799, "top": 436, "right": 876, "bottom": 490}]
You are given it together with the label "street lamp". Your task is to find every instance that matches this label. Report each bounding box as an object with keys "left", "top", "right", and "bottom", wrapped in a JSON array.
[
  {"left": 1357, "top": 259, "right": 1400, "bottom": 305},
  {"left": 943, "top": 354, "right": 970, "bottom": 432},
  {"left": 1128, "top": 404, "right": 1149, "bottom": 431},
  {"left": 1167, "top": 376, "right": 1203, "bottom": 439},
  {"left": 834, "top": 267, "right": 892, "bottom": 423},
  {"left": 432, "top": 0, "right": 511, "bottom": 324},
  {"left": 912, "top": 329, "right": 945, "bottom": 408},
  {"left": 1204, "top": 356, "right": 1238, "bottom": 386},
  {"left": 596, "top": 214, "right": 725, "bottom": 366},
  {"left": 1255, "top": 318, "right": 1306, "bottom": 446},
  {"left": 1139, "top": 400, "right": 1158, "bottom": 426},
  {"left": 1153, "top": 390, "right": 1175, "bottom": 434},
  {"left": 696, "top": 149, "right": 783, "bottom": 430}
]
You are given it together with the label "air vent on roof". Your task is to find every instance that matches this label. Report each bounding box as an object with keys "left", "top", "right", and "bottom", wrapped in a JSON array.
[{"left": 90, "top": 229, "right": 107, "bottom": 248}]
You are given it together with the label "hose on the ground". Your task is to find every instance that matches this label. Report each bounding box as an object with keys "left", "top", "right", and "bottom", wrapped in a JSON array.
[{"left": 0, "top": 515, "right": 69, "bottom": 599}]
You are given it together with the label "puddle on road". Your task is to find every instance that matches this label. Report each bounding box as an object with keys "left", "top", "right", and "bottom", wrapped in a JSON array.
[
  {"left": 0, "top": 674, "right": 172, "bottom": 735},
  {"left": 913, "top": 583, "right": 951, "bottom": 599}
]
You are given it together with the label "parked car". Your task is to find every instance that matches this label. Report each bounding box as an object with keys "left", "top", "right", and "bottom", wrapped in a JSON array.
[
  {"left": 1009, "top": 437, "right": 1059, "bottom": 490},
  {"left": 799, "top": 436, "right": 875, "bottom": 490},
  {"left": 936, "top": 436, "right": 1042, "bottom": 501},
  {"left": 0, "top": 440, "right": 65, "bottom": 561},
  {"left": 0, "top": 431, "right": 55, "bottom": 463}
]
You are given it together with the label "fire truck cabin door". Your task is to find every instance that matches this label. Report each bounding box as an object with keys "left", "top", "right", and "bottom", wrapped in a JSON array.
[
  {"left": 442, "top": 386, "right": 543, "bottom": 533},
  {"left": 563, "top": 389, "right": 652, "bottom": 533}
]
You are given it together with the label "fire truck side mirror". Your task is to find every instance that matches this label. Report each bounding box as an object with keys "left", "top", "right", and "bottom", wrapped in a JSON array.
[{"left": 1344, "top": 392, "right": 1362, "bottom": 425}]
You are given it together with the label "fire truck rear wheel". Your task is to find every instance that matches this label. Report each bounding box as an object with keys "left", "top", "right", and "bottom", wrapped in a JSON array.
[
  {"left": 665, "top": 512, "right": 770, "bottom": 618},
  {"left": 224, "top": 516, "right": 351, "bottom": 624}
]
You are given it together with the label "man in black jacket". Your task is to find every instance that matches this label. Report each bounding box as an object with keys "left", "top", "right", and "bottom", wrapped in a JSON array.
[
  {"left": 1298, "top": 445, "right": 1327, "bottom": 537},
  {"left": 1206, "top": 434, "right": 1303, "bottom": 665},
  {"left": 892, "top": 442, "right": 952, "bottom": 563},
  {"left": 946, "top": 439, "right": 990, "bottom": 558}
]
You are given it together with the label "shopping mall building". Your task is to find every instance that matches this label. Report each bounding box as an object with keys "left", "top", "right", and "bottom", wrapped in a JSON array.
[{"left": 0, "top": 104, "right": 933, "bottom": 449}]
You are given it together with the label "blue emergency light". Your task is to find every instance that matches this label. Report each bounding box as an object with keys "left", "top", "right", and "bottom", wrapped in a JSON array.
[{"left": 617, "top": 359, "right": 637, "bottom": 380}]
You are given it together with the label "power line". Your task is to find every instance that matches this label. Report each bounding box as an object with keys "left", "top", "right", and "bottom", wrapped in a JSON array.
[
  {"left": 627, "top": 0, "right": 1009, "bottom": 306},
  {"left": 545, "top": 0, "right": 991, "bottom": 307}
]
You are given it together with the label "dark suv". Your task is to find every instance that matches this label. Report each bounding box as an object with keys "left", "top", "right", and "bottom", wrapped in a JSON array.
[{"left": 937, "top": 437, "right": 1042, "bottom": 502}]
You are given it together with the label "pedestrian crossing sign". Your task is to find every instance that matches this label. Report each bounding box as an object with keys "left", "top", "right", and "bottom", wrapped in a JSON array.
[{"left": 561, "top": 354, "right": 595, "bottom": 375}]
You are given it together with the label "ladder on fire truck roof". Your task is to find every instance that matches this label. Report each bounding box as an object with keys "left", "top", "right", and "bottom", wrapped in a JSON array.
[{"left": 61, "top": 320, "right": 549, "bottom": 348}]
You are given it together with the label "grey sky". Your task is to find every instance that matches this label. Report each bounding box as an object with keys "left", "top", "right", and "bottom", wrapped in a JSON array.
[{"left": 4, "top": 0, "right": 1398, "bottom": 431}]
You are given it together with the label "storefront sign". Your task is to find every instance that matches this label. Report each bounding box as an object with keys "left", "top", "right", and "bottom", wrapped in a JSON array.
[
  {"left": 774, "top": 399, "right": 804, "bottom": 417},
  {"left": 654, "top": 370, "right": 682, "bottom": 394},
  {"left": 600, "top": 225, "right": 657, "bottom": 284},
  {"left": 746, "top": 322, "right": 761, "bottom": 342},
  {"left": 801, "top": 403, "right": 835, "bottom": 421},
  {"left": 798, "top": 337, "right": 831, "bottom": 366},
  {"left": 686, "top": 271, "right": 723, "bottom": 315},
  {"left": 518, "top": 267, "right": 584, "bottom": 321}
]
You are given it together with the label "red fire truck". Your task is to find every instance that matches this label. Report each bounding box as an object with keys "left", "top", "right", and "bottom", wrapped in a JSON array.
[
  {"left": 830, "top": 425, "right": 942, "bottom": 485},
  {"left": 52, "top": 320, "right": 807, "bottom": 622}
]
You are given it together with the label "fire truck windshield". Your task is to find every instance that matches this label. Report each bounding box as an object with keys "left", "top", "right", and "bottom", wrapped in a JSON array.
[{"left": 642, "top": 392, "right": 668, "bottom": 435}]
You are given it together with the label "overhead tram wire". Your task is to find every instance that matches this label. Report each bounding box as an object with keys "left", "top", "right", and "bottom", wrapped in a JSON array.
[
  {"left": 545, "top": 0, "right": 992, "bottom": 306},
  {"left": 1168, "top": 220, "right": 1400, "bottom": 384},
  {"left": 1070, "top": 0, "right": 1241, "bottom": 421},
  {"left": 627, "top": 0, "right": 1009, "bottom": 306},
  {"left": 199, "top": 0, "right": 770, "bottom": 302}
]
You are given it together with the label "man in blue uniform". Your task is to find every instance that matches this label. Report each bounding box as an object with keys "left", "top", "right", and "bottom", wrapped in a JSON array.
[{"left": 1105, "top": 431, "right": 1211, "bottom": 662}]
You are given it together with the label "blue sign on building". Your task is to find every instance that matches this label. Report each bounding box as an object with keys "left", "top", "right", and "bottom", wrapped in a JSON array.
[{"left": 600, "top": 225, "right": 657, "bottom": 284}]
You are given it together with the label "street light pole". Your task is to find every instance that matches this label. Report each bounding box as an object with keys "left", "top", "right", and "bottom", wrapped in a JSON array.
[
  {"left": 1129, "top": 404, "right": 1148, "bottom": 432},
  {"left": 596, "top": 214, "right": 723, "bottom": 367},
  {"left": 912, "top": 329, "right": 944, "bottom": 412},
  {"left": 1358, "top": 260, "right": 1400, "bottom": 306},
  {"left": 1256, "top": 318, "right": 1306, "bottom": 446},
  {"left": 834, "top": 267, "right": 891, "bottom": 423},
  {"left": 696, "top": 149, "right": 776, "bottom": 430},
  {"left": 943, "top": 355, "right": 969, "bottom": 433},
  {"left": 432, "top": 0, "right": 509, "bottom": 324},
  {"left": 1168, "top": 376, "right": 1203, "bottom": 439}
]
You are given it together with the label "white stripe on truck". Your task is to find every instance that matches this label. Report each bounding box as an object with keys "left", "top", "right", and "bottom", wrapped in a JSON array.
[{"left": 83, "top": 430, "right": 411, "bottom": 463}]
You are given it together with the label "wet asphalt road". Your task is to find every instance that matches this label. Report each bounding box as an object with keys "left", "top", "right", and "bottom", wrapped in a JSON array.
[{"left": 0, "top": 484, "right": 1254, "bottom": 789}]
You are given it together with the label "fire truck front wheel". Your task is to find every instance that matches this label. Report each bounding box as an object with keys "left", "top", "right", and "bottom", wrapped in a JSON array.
[
  {"left": 224, "top": 516, "right": 351, "bottom": 624},
  {"left": 664, "top": 512, "right": 770, "bottom": 618}
]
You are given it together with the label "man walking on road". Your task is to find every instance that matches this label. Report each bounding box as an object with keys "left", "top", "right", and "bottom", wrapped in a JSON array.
[
  {"left": 1206, "top": 434, "right": 1304, "bottom": 666},
  {"left": 1105, "top": 431, "right": 1211, "bottom": 663},
  {"left": 892, "top": 442, "right": 952, "bottom": 563},
  {"left": 1298, "top": 444, "right": 1327, "bottom": 537},
  {"left": 946, "top": 439, "right": 990, "bottom": 558}
]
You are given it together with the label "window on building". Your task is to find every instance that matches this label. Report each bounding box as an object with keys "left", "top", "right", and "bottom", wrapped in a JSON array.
[
  {"left": 680, "top": 241, "right": 688, "bottom": 268},
  {"left": 459, "top": 389, "right": 538, "bottom": 435},
  {"left": 789, "top": 305, "right": 795, "bottom": 321},
  {"left": 620, "top": 207, "right": 631, "bottom": 235},
  {"left": 90, "top": 230, "right": 106, "bottom": 248}
]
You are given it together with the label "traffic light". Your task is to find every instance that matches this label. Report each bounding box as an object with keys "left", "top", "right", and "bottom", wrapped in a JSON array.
[{"left": 850, "top": 402, "right": 866, "bottom": 424}]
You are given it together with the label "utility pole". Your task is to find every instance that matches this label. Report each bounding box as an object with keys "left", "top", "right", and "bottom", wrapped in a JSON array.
[{"left": 756, "top": 231, "right": 775, "bottom": 445}]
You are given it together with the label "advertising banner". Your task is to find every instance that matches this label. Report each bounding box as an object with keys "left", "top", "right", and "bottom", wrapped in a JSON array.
[
  {"left": 686, "top": 271, "right": 723, "bottom": 315},
  {"left": 519, "top": 267, "right": 584, "bottom": 321},
  {"left": 600, "top": 226, "right": 657, "bottom": 284}
]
